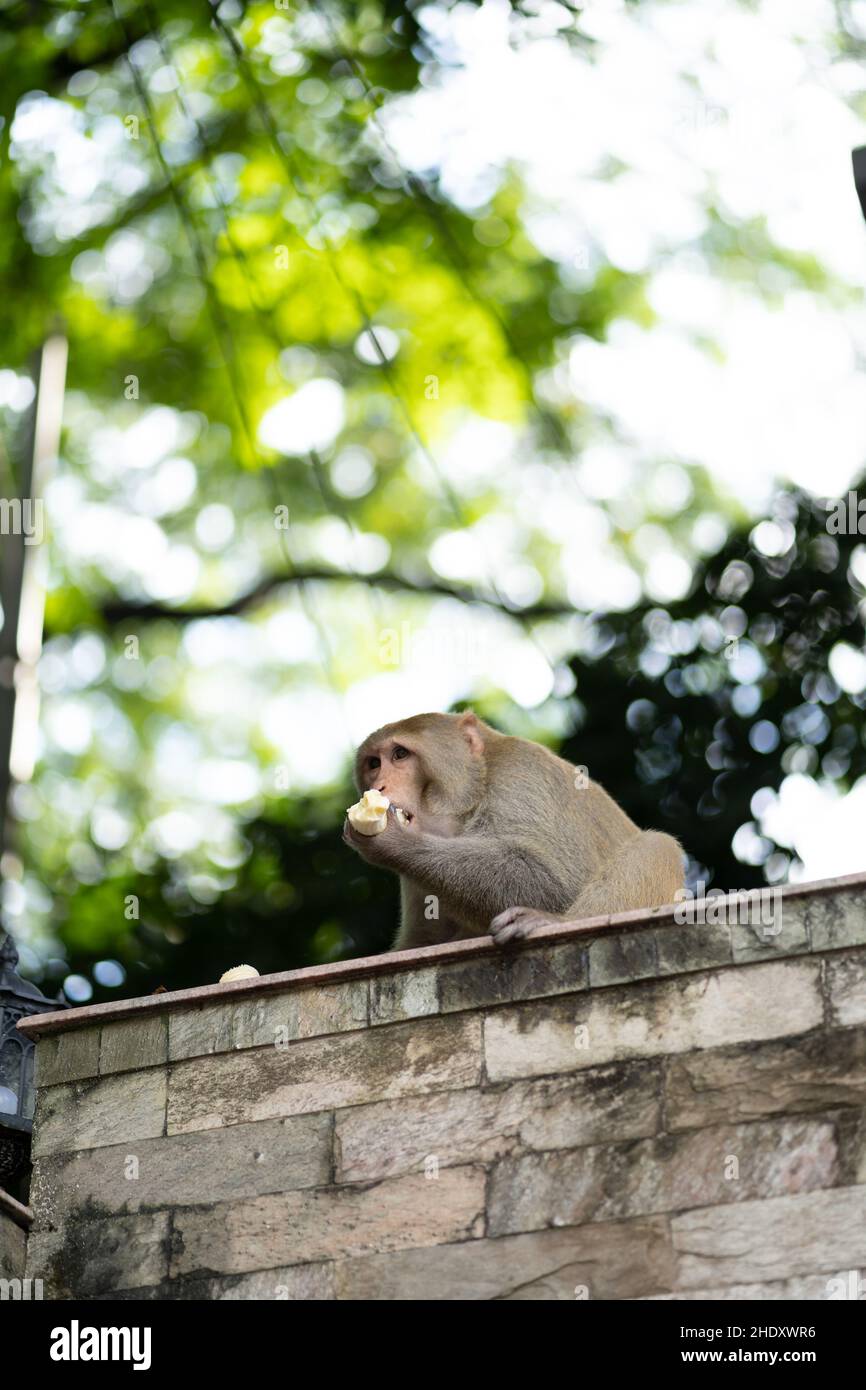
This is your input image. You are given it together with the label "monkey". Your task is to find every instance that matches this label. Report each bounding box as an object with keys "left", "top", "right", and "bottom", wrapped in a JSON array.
[{"left": 342, "top": 710, "right": 685, "bottom": 950}]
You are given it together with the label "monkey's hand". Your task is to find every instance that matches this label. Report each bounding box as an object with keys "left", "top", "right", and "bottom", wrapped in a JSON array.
[
  {"left": 342, "top": 805, "right": 417, "bottom": 865},
  {"left": 489, "top": 905, "right": 562, "bottom": 947}
]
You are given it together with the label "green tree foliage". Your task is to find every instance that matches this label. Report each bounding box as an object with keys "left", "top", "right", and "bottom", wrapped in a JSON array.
[
  {"left": 559, "top": 488, "right": 866, "bottom": 891},
  {"left": 0, "top": 0, "right": 863, "bottom": 1000}
]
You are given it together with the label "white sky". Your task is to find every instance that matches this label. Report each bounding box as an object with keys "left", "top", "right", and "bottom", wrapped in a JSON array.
[{"left": 387, "top": 0, "right": 866, "bottom": 507}]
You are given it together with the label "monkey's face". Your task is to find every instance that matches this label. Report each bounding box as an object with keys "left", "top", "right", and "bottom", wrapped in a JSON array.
[
  {"left": 354, "top": 713, "right": 486, "bottom": 831},
  {"left": 356, "top": 734, "right": 424, "bottom": 825}
]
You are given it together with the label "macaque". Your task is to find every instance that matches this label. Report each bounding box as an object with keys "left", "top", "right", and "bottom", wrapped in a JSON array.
[{"left": 343, "top": 710, "right": 685, "bottom": 950}]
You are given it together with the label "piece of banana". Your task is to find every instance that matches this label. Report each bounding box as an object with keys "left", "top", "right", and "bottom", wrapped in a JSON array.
[
  {"left": 346, "top": 789, "right": 390, "bottom": 835},
  {"left": 346, "top": 790, "right": 410, "bottom": 835},
  {"left": 219, "top": 964, "right": 260, "bottom": 983}
]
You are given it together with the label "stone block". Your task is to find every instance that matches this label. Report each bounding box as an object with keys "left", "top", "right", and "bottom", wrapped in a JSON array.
[
  {"left": 655, "top": 920, "right": 732, "bottom": 976},
  {"left": 826, "top": 948, "right": 866, "bottom": 1028},
  {"left": 334, "top": 1217, "right": 675, "bottom": 1301},
  {"left": 168, "top": 995, "right": 299, "bottom": 1063},
  {"left": 171, "top": 1167, "right": 486, "bottom": 1276},
  {"left": 438, "top": 942, "right": 588, "bottom": 1014},
  {"left": 296, "top": 980, "right": 369, "bottom": 1037},
  {"left": 100, "top": 1015, "right": 168, "bottom": 1075},
  {"left": 484, "top": 959, "right": 823, "bottom": 1082},
  {"left": 32, "top": 1068, "right": 167, "bottom": 1158},
  {"left": 672, "top": 1186, "right": 866, "bottom": 1287},
  {"left": 336, "top": 1059, "right": 663, "bottom": 1183},
  {"left": 488, "top": 1118, "right": 837, "bottom": 1235},
  {"left": 729, "top": 893, "right": 810, "bottom": 963},
  {"left": 666, "top": 1028, "right": 866, "bottom": 1130},
  {"left": 588, "top": 928, "right": 658, "bottom": 988},
  {"left": 167, "top": 1013, "right": 481, "bottom": 1133},
  {"left": 638, "top": 1272, "right": 855, "bottom": 1300},
  {"left": 370, "top": 968, "right": 439, "bottom": 1024},
  {"left": 30, "top": 1112, "right": 332, "bottom": 1222},
  {"left": 167, "top": 1263, "right": 336, "bottom": 1300},
  {"left": 26, "top": 1212, "right": 170, "bottom": 1298},
  {"left": 34, "top": 1027, "right": 100, "bottom": 1088},
  {"left": 807, "top": 888, "right": 866, "bottom": 951}
]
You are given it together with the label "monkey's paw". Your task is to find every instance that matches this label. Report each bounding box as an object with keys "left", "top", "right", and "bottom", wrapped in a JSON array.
[{"left": 489, "top": 905, "right": 557, "bottom": 947}]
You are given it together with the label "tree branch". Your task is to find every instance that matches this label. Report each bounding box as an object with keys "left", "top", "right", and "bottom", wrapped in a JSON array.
[{"left": 70, "top": 568, "right": 575, "bottom": 630}]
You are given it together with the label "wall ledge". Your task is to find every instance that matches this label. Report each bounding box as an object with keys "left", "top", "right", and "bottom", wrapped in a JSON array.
[
  {"left": 20, "top": 870, "right": 866, "bottom": 1299},
  {"left": 16, "top": 870, "right": 866, "bottom": 1042}
]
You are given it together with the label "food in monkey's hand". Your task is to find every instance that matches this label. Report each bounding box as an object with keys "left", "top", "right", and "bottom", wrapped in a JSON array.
[
  {"left": 347, "top": 789, "right": 390, "bottom": 835},
  {"left": 219, "top": 964, "right": 260, "bottom": 983},
  {"left": 346, "top": 790, "right": 409, "bottom": 835}
]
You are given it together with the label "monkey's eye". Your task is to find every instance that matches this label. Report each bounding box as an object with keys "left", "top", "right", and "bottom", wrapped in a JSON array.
[
  {"left": 367, "top": 756, "right": 381, "bottom": 770},
  {"left": 392, "top": 745, "right": 410, "bottom": 761}
]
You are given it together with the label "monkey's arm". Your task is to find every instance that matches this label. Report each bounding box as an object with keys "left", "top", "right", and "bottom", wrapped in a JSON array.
[{"left": 345, "top": 815, "right": 566, "bottom": 924}]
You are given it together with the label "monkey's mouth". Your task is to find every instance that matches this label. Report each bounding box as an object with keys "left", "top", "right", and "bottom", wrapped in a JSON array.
[{"left": 392, "top": 804, "right": 413, "bottom": 825}]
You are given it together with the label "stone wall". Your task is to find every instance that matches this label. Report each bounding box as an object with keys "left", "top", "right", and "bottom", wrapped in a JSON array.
[{"left": 18, "top": 872, "right": 866, "bottom": 1300}]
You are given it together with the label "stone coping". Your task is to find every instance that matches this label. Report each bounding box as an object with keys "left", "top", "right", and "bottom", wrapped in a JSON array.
[
  {"left": 0, "top": 1185, "right": 33, "bottom": 1230},
  {"left": 16, "top": 870, "right": 866, "bottom": 1042}
]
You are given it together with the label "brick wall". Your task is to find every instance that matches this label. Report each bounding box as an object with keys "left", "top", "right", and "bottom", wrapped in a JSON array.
[{"left": 18, "top": 873, "right": 866, "bottom": 1300}]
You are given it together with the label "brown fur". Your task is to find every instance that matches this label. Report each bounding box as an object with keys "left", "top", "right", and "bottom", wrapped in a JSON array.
[{"left": 343, "top": 711, "right": 685, "bottom": 949}]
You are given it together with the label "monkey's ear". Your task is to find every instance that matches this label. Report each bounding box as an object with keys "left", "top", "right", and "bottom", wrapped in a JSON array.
[{"left": 457, "top": 710, "right": 484, "bottom": 757}]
